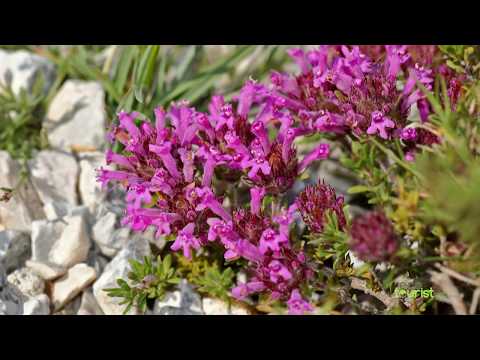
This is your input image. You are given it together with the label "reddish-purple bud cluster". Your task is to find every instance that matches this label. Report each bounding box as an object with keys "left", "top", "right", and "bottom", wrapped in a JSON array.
[
  {"left": 349, "top": 211, "right": 399, "bottom": 262},
  {"left": 296, "top": 181, "right": 346, "bottom": 233}
]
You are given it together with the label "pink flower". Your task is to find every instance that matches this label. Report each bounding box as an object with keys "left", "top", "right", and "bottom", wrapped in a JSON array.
[
  {"left": 400, "top": 127, "right": 418, "bottom": 141},
  {"left": 243, "top": 156, "right": 271, "bottom": 180},
  {"left": 315, "top": 111, "right": 347, "bottom": 134},
  {"left": 287, "top": 289, "right": 314, "bottom": 315},
  {"left": 267, "top": 260, "right": 292, "bottom": 283},
  {"left": 170, "top": 223, "right": 201, "bottom": 259},
  {"left": 366, "top": 111, "right": 395, "bottom": 139},
  {"left": 298, "top": 143, "right": 330, "bottom": 173},
  {"left": 195, "top": 187, "right": 231, "bottom": 222},
  {"left": 259, "top": 228, "right": 288, "bottom": 254},
  {"left": 232, "top": 281, "right": 265, "bottom": 301},
  {"left": 287, "top": 48, "right": 310, "bottom": 75},
  {"left": 250, "top": 187, "right": 266, "bottom": 215},
  {"left": 385, "top": 45, "right": 410, "bottom": 79}
]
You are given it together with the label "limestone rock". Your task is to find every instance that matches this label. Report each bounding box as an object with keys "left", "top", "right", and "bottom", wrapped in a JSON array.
[
  {"left": 48, "top": 214, "right": 90, "bottom": 268},
  {"left": 7, "top": 267, "right": 44, "bottom": 299},
  {"left": 45, "top": 80, "right": 107, "bottom": 152},
  {"left": 0, "top": 49, "right": 56, "bottom": 96},
  {"left": 152, "top": 280, "right": 203, "bottom": 315},
  {"left": 87, "top": 246, "right": 110, "bottom": 275},
  {"left": 0, "top": 230, "right": 31, "bottom": 273},
  {"left": 25, "top": 260, "right": 66, "bottom": 281},
  {"left": 77, "top": 289, "right": 104, "bottom": 315},
  {"left": 31, "top": 211, "right": 91, "bottom": 269},
  {"left": 78, "top": 152, "right": 107, "bottom": 213},
  {"left": 202, "top": 297, "right": 230, "bottom": 315},
  {"left": 0, "top": 264, "right": 23, "bottom": 315},
  {"left": 52, "top": 295, "right": 82, "bottom": 315},
  {"left": 91, "top": 204, "right": 128, "bottom": 257},
  {"left": 51, "top": 263, "right": 97, "bottom": 311},
  {"left": 0, "top": 151, "right": 45, "bottom": 232},
  {"left": 28, "top": 150, "right": 79, "bottom": 207},
  {"left": 43, "top": 202, "right": 71, "bottom": 221},
  {"left": 230, "top": 304, "right": 251, "bottom": 315},
  {"left": 23, "top": 294, "right": 50, "bottom": 315},
  {"left": 93, "top": 236, "right": 151, "bottom": 315}
]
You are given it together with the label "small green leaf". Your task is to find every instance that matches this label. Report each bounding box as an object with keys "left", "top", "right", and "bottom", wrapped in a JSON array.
[{"left": 347, "top": 185, "right": 371, "bottom": 194}]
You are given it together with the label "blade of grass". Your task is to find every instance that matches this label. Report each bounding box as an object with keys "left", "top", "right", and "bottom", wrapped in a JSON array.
[
  {"left": 114, "top": 46, "right": 138, "bottom": 93},
  {"left": 136, "top": 45, "right": 160, "bottom": 89}
]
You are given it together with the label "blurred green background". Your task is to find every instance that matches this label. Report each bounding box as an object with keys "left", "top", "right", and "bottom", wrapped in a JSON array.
[{"left": 0, "top": 45, "right": 295, "bottom": 160}]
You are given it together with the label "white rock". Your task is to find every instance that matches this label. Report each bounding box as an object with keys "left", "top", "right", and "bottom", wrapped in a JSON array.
[
  {"left": 0, "top": 264, "right": 23, "bottom": 315},
  {"left": 230, "top": 304, "right": 251, "bottom": 315},
  {"left": 0, "top": 297, "right": 22, "bottom": 315},
  {"left": 45, "top": 80, "right": 107, "bottom": 152},
  {"left": 178, "top": 280, "right": 203, "bottom": 313},
  {"left": 346, "top": 250, "right": 366, "bottom": 270},
  {"left": 31, "top": 211, "right": 91, "bottom": 269},
  {"left": 7, "top": 267, "right": 44, "bottom": 299},
  {"left": 23, "top": 294, "right": 50, "bottom": 315},
  {"left": 0, "top": 230, "right": 30, "bottom": 273},
  {"left": 93, "top": 237, "right": 151, "bottom": 315},
  {"left": 100, "top": 228, "right": 130, "bottom": 258},
  {"left": 202, "top": 297, "right": 230, "bottom": 315},
  {"left": 31, "top": 219, "right": 63, "bottom": 264},
  {"left": 43, "top": 202, "right": 90, "bottom": 222},
  {"left": 0, "top": 151, "right": 45, "bottom": 232},
  {"left": 49, "top": 214, "right": 91, "bottom": 268},
  {"left": 0, "top": 263, "right": 4, "bottom": 285},
  {"left": 92, "top": 205, "right": 127, "bottom": 258},
  {"left": 236, "top": 271, "right": 247, "bottom": 285},
  {"left": 43, "top": 202, "right": 70, "bottom": 221},
  {"left": 154, "top": 291, "right": 182, "bottom": 310},
  {"left": 138, "top": 226, "right": 165, "bottom": 250},
  {"left": 78, "top": 152, "right": 107, "bottom": 213},
  {"left": 29, "top": 150, "right": 79, "bottom": 207},
  {"left": 77, "top": 289, "right": 104, "bottom": 315},
  {"left": 25, "top": 260, "right": 66, "bottom": 281},
  {"left": 53, "top": 295, "right": 82, "bottom": 315},
  {"left": 0, "top": 49, "right": 56, "bottom": 96},
  {"left": 51, "top": 263, "right": 97, "bottom": 311},
  {"left": 87, "top": 246, "right": 110, "bottom": 275},
  {"left": 152, "top": 280, "right": 203, "bottom": 315}
]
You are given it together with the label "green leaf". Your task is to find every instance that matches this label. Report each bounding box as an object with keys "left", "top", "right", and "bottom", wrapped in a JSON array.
[
  {"left": 175, "top": 45, "right": 197, "bottom": 81},
  {"left": 156, "top": 52, "right": 168, "bottom": 95},
  {"left": 135, "top": 45, "right": 160, "bottom": 89},
  {"left": 114, "top": 46, "right": 137, "bottom": 93},
  {"left": 134, "top": 86, "right": 144, "bottom": 104},
  {"left": 163, "top": 254, "right": 172, "bottom": 274},
  {"left": 347, "top": 185, "right": 371, "bottom": 194}
]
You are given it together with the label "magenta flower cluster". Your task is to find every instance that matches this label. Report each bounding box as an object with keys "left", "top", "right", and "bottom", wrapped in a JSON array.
[
  {"left": 98, "top": 82, "right": 329, "bottom": 314},
  {"left": 98, "top": 45, "right": 462, "bottom": 315},
  {"left": 269, "top": 45, "right": 462, "bottom": 160}
]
